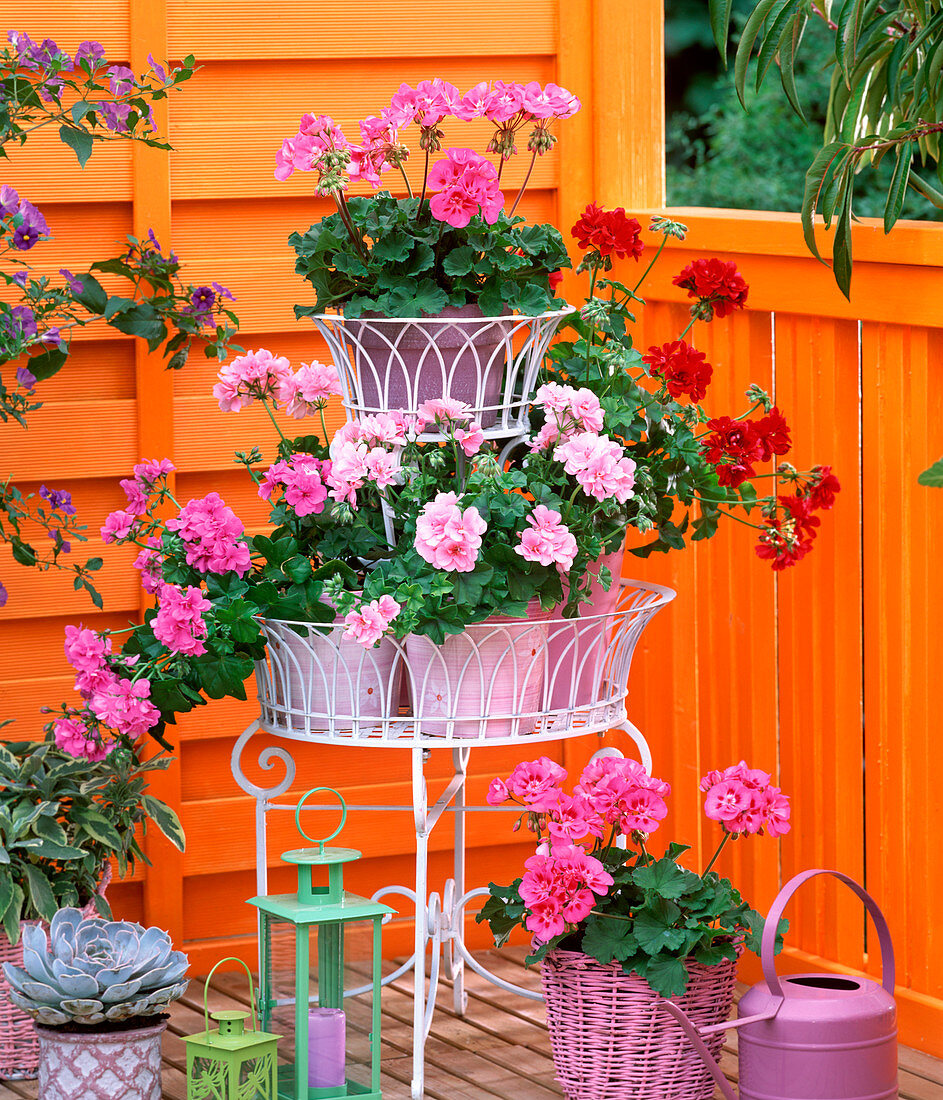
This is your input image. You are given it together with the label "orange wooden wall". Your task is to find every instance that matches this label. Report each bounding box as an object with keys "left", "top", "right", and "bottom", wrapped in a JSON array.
[{"left": 4, "top": 0, "right": 942, "bottom": 1060}]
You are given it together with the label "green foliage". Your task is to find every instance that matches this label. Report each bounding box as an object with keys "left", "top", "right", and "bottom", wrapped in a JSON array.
[
  {"left": 918, "top": 457, "right": 943, "bottom": 487},
  {"left": 669, "top": 14, "right": 939, "bottom": 223},
  {"left": 0, "top": 740, "right": 184, "bottom": 939},
  {"left": 707, "top": 0, "right": 943, "bottom": 294},
  {"left": 478, "top": 849, "right": 781, "bottom": 999},
  {"left": 290, "top": 192, "right": 570, "bottom": 317}
]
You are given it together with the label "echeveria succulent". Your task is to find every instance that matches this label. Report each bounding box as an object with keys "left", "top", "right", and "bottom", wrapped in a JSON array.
[{"left": 2, "top": 909, "right": 189, "bottom": 1026}]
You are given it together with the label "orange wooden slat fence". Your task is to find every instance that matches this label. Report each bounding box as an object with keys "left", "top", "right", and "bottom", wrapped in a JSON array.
[{"left": 3, "top": 0, "right": 942, "bottom": 1062}]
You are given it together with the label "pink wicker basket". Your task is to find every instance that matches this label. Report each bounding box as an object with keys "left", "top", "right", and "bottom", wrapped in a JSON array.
[
  {"left": 541, "top": 946, "right": 740, "bottom": 1100},
  {"left": 0, "top": 866, "right": 111, "bottom": 1080}
]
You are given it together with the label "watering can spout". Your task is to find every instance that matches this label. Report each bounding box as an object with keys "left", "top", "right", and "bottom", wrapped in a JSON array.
[{"left": 655, "top": 1003, "right": 774, "bottom": 1095}]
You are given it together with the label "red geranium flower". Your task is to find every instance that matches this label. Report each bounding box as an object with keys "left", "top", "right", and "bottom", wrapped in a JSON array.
[
  {"left": 548, "top": 269, "right": 564, "bottom": 292},
  {"left": 753, "top": 406, "right": 791, "bottom": 461},
  {"left": 673, "top": 257, "right": 749, "bottom": 320},
  {"left": 755, "top": 494, "right": 819, "bottom": 570},
  {"left": 642, "top": 340, "right": 713, "bottom": 402},
  {"left": 701, "top": 416, "right": 761, "bottom": 464},
  {"left": 571, "top": 202, "right": 644, "bottom": 260},
  {"left": 805, "top": 465, "right": 841, "bottom": 510},
  {"left": 755, "top": 522, "right": 814, "bottom": 570},
  {"left": 779, "top": 493, "right": 821, "bottom": 540}
]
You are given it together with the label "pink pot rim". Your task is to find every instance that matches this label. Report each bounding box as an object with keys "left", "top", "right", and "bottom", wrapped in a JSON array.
[{"left": 35, "top": 1017, "right": 168, "bottom": 1045}]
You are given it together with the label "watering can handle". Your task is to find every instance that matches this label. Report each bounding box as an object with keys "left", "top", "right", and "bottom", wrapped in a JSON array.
[
  {"left": 762, "top": 869, "right": 895, "bottom": 998},
  {"left": 203, "top": 957, "right": 259, "bottom": 1035}
]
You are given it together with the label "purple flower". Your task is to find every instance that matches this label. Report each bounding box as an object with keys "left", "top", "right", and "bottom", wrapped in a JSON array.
[
  {"left": 12, "top": 200, "right": 49, "bottom": 251},
  {"left": 40, "top": 326, "right": 64, "bottom": 348},
  {"left": 98, "top": 101, "right": 131, "bottom": 133},
  {"left": 8, "top": 305, "right": 37, "bottom": 340},
  {"left": 16, "top": 365, "right": 36, "bottom": 391},
  {"left": 212, "top": 282, "right": 236, "bottom": 302},
  {"left": 107, "top": 64, "right": 135, "bottom": 96},
  {"left": 74, "top": 40, "right": 106, "bottom": 71},
  {"left": 0, "top": 581, "right": 7, "bottom": 608},
  {"left": 147, "top": 53, "right": 167, "bottom": 82},
  {"left": 59, "top": 268, "right": 83, "bottom": 294},
  {"left": 190, "top": 286, "right": 216, "bottom": 313},
  {"left": 0, "top": 186, "right": 19, "bottom": 218},
  {"left": 11, "top": 270, "right": 27, "bottom": 288},
  {"left": 40, "top": 485, "right": 76, "bottom": 515}
]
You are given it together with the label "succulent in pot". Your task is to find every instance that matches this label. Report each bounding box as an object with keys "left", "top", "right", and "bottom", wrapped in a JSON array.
[
  {"left": 3, "top": 910, "right": 188, "bottom": 1100},
  {"left": 3, "top": 908, "right": 188, "bottom": 1026}
]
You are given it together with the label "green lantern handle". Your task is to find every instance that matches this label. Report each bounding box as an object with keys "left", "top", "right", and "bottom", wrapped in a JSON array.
[
  {"left": 203, "top": 957, "right": 259, "bottom": 1035},
  {"left": 295, "top": 786, "right": 348, "bottom": 856}
]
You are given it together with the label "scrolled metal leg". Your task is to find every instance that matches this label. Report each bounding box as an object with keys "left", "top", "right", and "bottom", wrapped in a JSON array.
[
  {"left": 231, "top": 723, "right": 300, "bottom": 987},
  {"left": 612, "top": 718, "right": 652, "bottom": 775},
  {"left": 411, "top": 747, "right": 429, "bottom": 1100}
]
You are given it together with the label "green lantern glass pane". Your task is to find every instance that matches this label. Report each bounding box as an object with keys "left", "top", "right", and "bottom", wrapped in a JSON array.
[{"left": 259, "top": 916, "right": 380, "bottom": 1099}]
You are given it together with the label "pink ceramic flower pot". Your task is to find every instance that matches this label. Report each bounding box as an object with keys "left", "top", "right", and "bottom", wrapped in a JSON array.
[
  {"left": 546, "top": 543, "right": 626, "bottom": 712},
  {"left": 36, "top": 1017, "right": 166, "bottom": 1100},
  {"left": 406, "top": 603, "right": 554, "bottom": 738},
  {"left": 257, "top": 617, "right": 404, "bottom": 736},
  {"left": 345, "top": 304, "right": 512, "bottom": 427}
]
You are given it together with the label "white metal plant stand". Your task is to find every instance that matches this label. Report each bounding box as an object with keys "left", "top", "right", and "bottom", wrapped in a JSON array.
[
  {"left": 231, "top": 579, "right": 674, "bottom": 1099},
  {"left": 312, "top": 309, "right": 571, "bottom": 442}
]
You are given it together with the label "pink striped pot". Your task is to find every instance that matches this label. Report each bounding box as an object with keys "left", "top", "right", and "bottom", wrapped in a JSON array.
[{"left": 541, "top": 947, "right": 740, "bottom": 1100}]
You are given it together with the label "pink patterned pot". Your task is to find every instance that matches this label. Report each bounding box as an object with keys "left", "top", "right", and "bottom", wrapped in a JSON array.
[
  {"left": 541, "top": 947, "right": 740, "bottom": 1100},
  {"left": 0, "top": 869, "right": 110, "bottom": 1080},
  {"left": 346, "top": 304, "right": 512, "bottom": 427},
  {"left": 36, "top": 1017, "right": 166, "bottom": 1100},
  {"left": 406, "top": 602, "right": 554, "bottom": 738},
  {"left": 546, "top": 543, "right": 626, "bottom": 712}
]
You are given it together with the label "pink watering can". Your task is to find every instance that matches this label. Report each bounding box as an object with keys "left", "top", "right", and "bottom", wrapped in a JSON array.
[{"left": 660, "top": 869, "right": 898, "bottom": 1100}]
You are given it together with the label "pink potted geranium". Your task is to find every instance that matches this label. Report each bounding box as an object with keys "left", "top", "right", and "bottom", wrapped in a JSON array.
[
  {"left": 478, "top": 753, "right": 790, "bottom": 1099},
  {"left": 279, "top": 79, "right": 577, "bottom": 431}
]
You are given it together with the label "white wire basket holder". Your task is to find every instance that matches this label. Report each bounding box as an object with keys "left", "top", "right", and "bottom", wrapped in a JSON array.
[
  {"left": 252, "top": 579, "right": 676, "bottom": 747},
  {"left": 310, "top": 308, "right": 572, "bottom": 440}
]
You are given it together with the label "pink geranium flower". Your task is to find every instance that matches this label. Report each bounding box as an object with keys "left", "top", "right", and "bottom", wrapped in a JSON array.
[
  {"left": 166, "top": 492, "right": 251, "bottom": 576},
  {"left": 276, "top": 360, "right": 342, "bottom": 417},
  {"left": 555, "top": 432, "right": 636, "bottom": 503},
  {"left": 53, "top": 716, "right": 111, "bottom": 762},
  {"left": 428, "top": 148, "right": 504, "bottom": 228},
  {"left": 153, "top": 583, "right": 211, "bottom": 657},
  {"left": 343, "top": 595, "right": 401, "bottom": 648},
  {"left": 90, "top": 676, "right": 160, "bottom": 738},
  {"left": 515, "top": 505, "right": 578, "bottom": 571},
  {"left": 213, "top": 348, "right": 293, "bottom": 412},
  {"left": 700, "top": 762, "right": 791, "bottom": 836},
  {"left": 414, "top": 491, "right": 487, "bottom": 573},
  {"left": 505, "top": 756, "right": 567, "bottom": 808}
]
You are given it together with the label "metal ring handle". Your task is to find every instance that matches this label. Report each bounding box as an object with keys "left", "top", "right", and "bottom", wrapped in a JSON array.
[
  {"left": 762, "top": 869, "right": 895, "bottom": 998},
  {"left": 203, "top": 957, "right": 258, "bottom": 1034},
  {"left": 295, "top": 786, "right": 348, "bottom": 854}
]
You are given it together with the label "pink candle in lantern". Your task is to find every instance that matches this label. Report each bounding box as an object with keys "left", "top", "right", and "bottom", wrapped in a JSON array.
[{"left": 307, "top": 1007, "right": 346, "bottom": 1088}]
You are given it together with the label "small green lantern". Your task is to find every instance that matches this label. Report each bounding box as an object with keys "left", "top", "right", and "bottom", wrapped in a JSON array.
[
  {"left": 250, "top": 788, "right": 393, "bottom": 1100},
  {"left": 185, "top": 956, "right": 281, "bottom": 1100}
]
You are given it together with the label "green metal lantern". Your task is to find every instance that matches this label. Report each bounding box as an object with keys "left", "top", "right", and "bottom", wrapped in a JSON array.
[
  {"left": 185, "top": 957, "right": 281, "bottom": 1100},
  {"left": 249, "top": 788, "right": 393, "bottom": 1100}
]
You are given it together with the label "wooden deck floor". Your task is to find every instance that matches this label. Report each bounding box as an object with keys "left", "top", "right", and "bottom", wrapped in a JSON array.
[{"left": 0, "top": 948, "right": 939, "bottom": 1098}]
